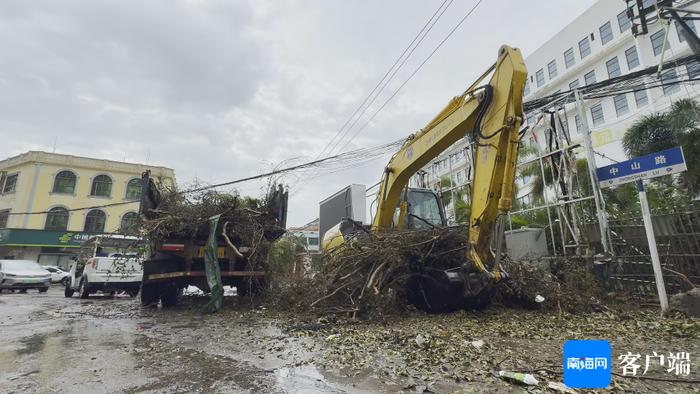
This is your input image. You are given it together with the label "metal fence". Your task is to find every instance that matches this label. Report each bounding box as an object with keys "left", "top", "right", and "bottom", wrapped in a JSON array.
[{"left": 584, "top": 211, "right": 700, "bottom": 297}]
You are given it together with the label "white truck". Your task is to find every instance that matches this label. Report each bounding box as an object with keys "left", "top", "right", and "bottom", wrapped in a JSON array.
[
  {"left": 64, "top": 235, "right": 143, "bottom": 299},
  {"left": 64, "top": 256, "right": 142, "bottom": 298}
]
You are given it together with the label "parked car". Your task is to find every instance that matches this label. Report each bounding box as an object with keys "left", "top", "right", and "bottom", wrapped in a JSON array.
[
  {"left": 42, "top": 265, "right": 71, "bottom": 285},
  {"left": 64, "top": 256, "right": 142, "bottom": 298},
  {"left": 0, "top": 260, "right": 51, "bottom": 293}
]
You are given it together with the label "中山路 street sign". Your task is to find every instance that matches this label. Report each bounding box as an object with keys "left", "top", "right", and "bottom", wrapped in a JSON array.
[{"left": 596, "top": 146, "right": 686, "bottom": 188}]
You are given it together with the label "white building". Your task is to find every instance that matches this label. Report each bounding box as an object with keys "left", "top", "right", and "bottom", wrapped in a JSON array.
[
  {"left": 287, "top": 218, "right": 320, "bottom": 253},
  {"left": 524, "top": 0, "right": 700, "bottom": 164},
  {"left": 413, "top": 0, "right": 700, "bottom": 210}
]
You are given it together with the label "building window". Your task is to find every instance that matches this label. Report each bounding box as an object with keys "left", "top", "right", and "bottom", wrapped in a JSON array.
[
  {"left": 547, "top": 60, "right": 558, "bottom": 79},
  {"left": 600, "top": 21, "right": 614, "bottom": 45},
  {"left": 618, "top": 10, "right": 631, "bottom": 33},
  {"left": 84, "top": 209, "right": 106, "bottom": 232},
  {"left": 45, "top": 207, "right": 69, "bottom": 231},
  {"left": 52, "top": 170, "right": 77, "bottom": 194},
  {"left": 591, "top": 103, "right": 604, "bottom": 127},
  {"left": 308, "top": 237, "right": 319, "bottom": 246},
  {"left": 536, "top": 69, "right": 545, "bottom": 87},
  {"left": 584, "top": 70, "right": 597, "bottom": 85},
  {"left": 564, "top": 48, "right": 575, "bottom": 69},
  {"left": 120, "top": 212, "right": 139, "bottom": 232},
  {"left": 2, "top": 173, "right": 18, "bottom": 194},
  {"left": 642, "top": 0, "right": 656, "bottom": 8},
  {"left": 125, "top": 178, "right": 141, "bottom": 200},
  {"left": 634, "top": 89, "right": 649, "bottom": 107},
  {"left": 524, "top": 81, "right": 530, "bottom": 96},
  {"left": 90, "top": 175, "right": 112, "bottom": 197},
  {"left": 0, "top": 209, "right": 9, "bottom": 228},
  {"left": 578, "top": 37, "right": 591, "bottom": 59},
  {"left": 574, "top": 114, "right": 582, "bottom": 133},
  {"left": 606, "top": 57, "right": 621, "bottom": 78},
  {"left": 676, "top": 20, "right": 697, "bottom": 42},
  {"left": 625, "top": 46, "right": 640, "bottom": 70},
  {"left": 661, "top": 68, "right": 680, "bottom": 95},
  {"left": 569, "top": 79, "right": 579, "bottom": 90},
  {"left": 687, "top": 60, "right": 700, "bottom": 79},
  {"left": 614, "top": 94, "right": 629, "bottom": 116},
  {"left": 650, "top": 30, "right": 668, "bottom": 56}
]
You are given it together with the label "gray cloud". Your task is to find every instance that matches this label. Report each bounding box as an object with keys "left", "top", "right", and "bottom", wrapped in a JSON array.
[{"left": 0, "top": 0, "right": 597, "bottom": 226}]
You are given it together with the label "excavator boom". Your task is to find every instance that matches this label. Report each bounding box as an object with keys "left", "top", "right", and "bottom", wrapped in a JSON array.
[{"left": 371, "top": 45, "right": 527, "bottom": 309}]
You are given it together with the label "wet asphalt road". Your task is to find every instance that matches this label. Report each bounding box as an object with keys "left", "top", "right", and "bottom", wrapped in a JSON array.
[{"left": 0, "top": 286, "right": 359, "bottom": 394}]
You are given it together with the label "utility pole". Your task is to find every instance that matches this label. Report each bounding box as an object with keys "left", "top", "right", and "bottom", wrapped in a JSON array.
[{"left": 575, "top": 89, "right": 612, "bottom": 254}]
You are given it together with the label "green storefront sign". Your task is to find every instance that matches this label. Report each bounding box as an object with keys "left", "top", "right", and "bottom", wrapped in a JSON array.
[{"left": 0, "top": 228, "right": 102, "bottom": 248}]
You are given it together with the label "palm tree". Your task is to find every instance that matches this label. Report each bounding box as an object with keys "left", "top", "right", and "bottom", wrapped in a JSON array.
[{"left": 622, "top": 98, "right": 700, "bottom": 195}]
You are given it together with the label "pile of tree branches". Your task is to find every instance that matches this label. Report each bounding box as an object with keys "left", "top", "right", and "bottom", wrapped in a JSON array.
[
  {"left": 277, "top": 226, "right": 603, "bottom": 317},
  {"left": 309, "top": 226, "right": 468, "bottom": 317},
  {"left": 124, "top": 181, "right": 286, "bottom": 271}
]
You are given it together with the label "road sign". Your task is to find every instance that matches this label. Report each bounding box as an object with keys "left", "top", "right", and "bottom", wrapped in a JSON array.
[{"left": 596, "top": 146, "right": 686, "bottom": 188}]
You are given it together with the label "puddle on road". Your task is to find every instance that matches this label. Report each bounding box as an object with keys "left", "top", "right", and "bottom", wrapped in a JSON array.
[{"left": 15, "top": 333, "right": 49, "bottom": 356}]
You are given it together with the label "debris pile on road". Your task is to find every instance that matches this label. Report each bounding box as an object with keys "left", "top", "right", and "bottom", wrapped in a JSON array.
[
  {"left": 279, "top": 225, "right": 603, "bottom": 317},
  {"left": 310, "top": 226, "right": 467, "bottom": 317},
  {"left": 494, "top": 257, "right": 603, "bottom": 313}
]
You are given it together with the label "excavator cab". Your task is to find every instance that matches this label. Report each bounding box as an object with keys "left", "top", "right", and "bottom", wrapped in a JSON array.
[{"left": 392, "top": 188, "right": 447, "bottom": 229}]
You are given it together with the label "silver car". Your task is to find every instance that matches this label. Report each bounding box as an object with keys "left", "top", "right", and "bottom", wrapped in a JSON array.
[{"left": 0, "top": 260, "right": 51, "bottom": 293}]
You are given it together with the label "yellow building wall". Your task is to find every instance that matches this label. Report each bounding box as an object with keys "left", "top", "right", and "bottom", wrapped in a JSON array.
[
  {"left": 0, "top": 152, "right": 174, "bottom": 233},
  {"left": 0, "top": 161, "right": 36, "bottom": 229},
  {"left": 25, "top": 163, "right": 145, "bottom": 232}
]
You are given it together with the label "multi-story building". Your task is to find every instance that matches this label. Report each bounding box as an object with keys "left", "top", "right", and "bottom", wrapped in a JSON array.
[
  {"left": 0, "top": 151, "right": 175, "bottom": 268},
  {"left": 287, "top": 218, "right": 320, "bottom": 253},
  {"left": 523, "top": 0, "right": 700, "bottom": 163},
  {"left": 413, "top": 0, "right": 700, "bottom": 210}
]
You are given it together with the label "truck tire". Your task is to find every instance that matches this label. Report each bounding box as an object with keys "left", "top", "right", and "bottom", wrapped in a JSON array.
[
  {"left": 79, "top": 279, "right": 90, "bottom": 299},
  {"left": 64, "top": 284, "right": 75, "bottom": 298},
  {"left": 140, "top": 282, "right": 160, "bottom": 306},
  {"left": 160, "top": 286, "right": 180, "bottom": 308}
]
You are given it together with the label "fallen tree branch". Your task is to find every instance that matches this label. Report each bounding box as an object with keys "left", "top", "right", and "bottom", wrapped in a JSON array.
[{"left": 222, "top": 221, "right": 245, "bottom": 259}]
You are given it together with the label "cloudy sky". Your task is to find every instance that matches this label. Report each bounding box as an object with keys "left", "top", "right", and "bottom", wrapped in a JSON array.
[{"left": 0, "top": 0, "right": 597, "bottom": 226}]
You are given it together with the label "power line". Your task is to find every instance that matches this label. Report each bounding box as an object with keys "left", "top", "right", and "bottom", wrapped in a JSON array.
[
  {"left": 314, "top": 0, "right": 453, "bottom": 160},
  {"left": 7, "top": 200, "right": 139, "bottom": 216},
  {"left": 335, "top": 0, "right": 485, "bottom": 153},
  {"left": 524, "top": 54, "right": 700, "bottom": 113},
  {"left": 322, "top": 0, "right": 455, "bottom": 158}
]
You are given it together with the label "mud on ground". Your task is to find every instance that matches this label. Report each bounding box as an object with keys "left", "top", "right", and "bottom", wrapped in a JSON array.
[{"left": 1, "top": 287, "right": 698, "bottom": 393}]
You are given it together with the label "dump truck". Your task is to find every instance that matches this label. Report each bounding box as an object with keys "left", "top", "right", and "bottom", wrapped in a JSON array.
[{"left": 137, "top": 171, "right": 288, "bottom": 307}]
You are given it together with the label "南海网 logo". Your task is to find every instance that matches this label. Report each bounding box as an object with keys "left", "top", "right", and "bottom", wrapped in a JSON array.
[{"left": 563, "top": 339, "right": 611, "bottom": 389}]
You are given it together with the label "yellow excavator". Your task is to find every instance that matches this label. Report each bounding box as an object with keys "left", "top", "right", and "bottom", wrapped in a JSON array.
[{"left": 322, "top": 45, "right": 527, "bottom": 312}]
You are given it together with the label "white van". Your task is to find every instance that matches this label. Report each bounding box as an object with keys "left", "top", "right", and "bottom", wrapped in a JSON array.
[{"left": 65, "top": 256, "right": 142, "bottom": 298}]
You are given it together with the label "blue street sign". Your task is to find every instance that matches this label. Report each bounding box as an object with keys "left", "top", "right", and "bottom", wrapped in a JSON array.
[{"left": 596, "top": 146, "right": 687, "bottom": 188}]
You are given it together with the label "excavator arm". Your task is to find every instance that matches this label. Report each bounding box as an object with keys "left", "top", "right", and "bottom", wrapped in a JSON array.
[{"left": 373, "top": 45, "right": 527, "bottom": 279}]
